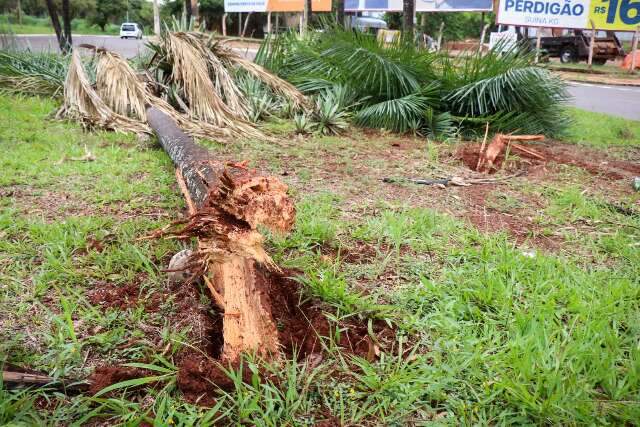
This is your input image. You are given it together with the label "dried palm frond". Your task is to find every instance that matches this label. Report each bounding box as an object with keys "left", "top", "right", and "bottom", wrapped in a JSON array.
[
  {"left": 57, "top": 51, "right": 150, "bottom": 135},
  {"left": 93, "top": 48, "right": 232, "bottom": 141},
  {"left": 210, "top": 39, "right": 310, "bottom": 111},
  {"left": 179, "top": 33, "right": 248, "bottom": 118},
  {"left": 95, "top": 49, "right": 148, "bottom": 121},
  {"left": 163, "top": 32, "right": 260, "bottom": 138}
]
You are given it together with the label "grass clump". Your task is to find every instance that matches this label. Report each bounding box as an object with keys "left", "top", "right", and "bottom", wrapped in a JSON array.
[{"left": 564, "top": 107, "right": 640, "bottom": 147}]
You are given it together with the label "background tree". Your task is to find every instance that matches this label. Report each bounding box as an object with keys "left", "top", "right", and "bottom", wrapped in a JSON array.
[
  {"left": 385, "top": 11, "right": 495, "bottom": 41},
  {"left": 44, "top": 0, "right": 71, "bottom": 52},
  {"left": 152, "top": 0, "right": 159, "bottom": 34},
  {"left": 184, "top": 0, "right": 192, "bottom": 24},
  {"left": 61, "top": 0, "right": 71, "bottom": 45},
  {"left": 198, "top": 0, "right": 225, "bottom": 30},
  {"left": 402, "top": 0, "right": 413, "bottom": 38},
  {"left": 303, "top": 0, "right": 311, "bottom": 33},
  {"left": 87, "top": 0, "right": 124, "bottom": 31},
  {"left": 87, "top": 0, "right": 152, "bottom": 32}
]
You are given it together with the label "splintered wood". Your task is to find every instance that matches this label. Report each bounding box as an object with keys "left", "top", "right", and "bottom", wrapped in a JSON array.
[
  {"left": 146, "top": 107, "right": 295, "bottom": 363},
  {"left": 476, "top": 134, "right": 546, "bottom": 172}
]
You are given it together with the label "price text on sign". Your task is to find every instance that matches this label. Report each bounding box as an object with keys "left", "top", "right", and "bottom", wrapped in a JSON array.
[
  {"left": 590, "top": 0, "right": 640, "bottom": 30},
  {"left": 497, "top": 0, "right": 640, "bottom": 30}
]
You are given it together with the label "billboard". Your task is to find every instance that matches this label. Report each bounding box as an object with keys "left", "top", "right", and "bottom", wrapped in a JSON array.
[
  {"left": 345, "top": 0, "right": 402, "bottom": 11},
  {"left": 225, "top": 0, "right": 330, "bottom": 12},
  {"left": 497, "top": 0, "right": 640, "bottom": 31},
  {"left": 225, "top": 0, "right": 267, "bottom": 12},
  {"left": 416, "top": 0, "right": 493, "bottom": 11},
  {"left": 345, "top": 0, "right": 492, "bottom": 11}
]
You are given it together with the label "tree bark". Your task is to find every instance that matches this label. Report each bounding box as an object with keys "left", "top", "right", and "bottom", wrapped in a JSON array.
[
  {"left": 61, "top": 0, "right": 72, "bottom": 51},
  {"left": 191, "top": 0, "right": 199, "bottom": 25},
  {"left": 241, "top": 12, "right": 252, "bottom": 38},
  {"left": 303, "top": 0, "right": 312, "bottom": 34},
  {"left": 146, "top": 107, "right": 295, "bottom": 363},
  {"left": 44, "top": 0, "right": 65, "bottom": 52},
  {"left": 185, "top": 0, "right": 193, "bottom": 27},
  {"left": 402, "top": 0, "right": 414, "bottom": 40},
  {"left": 16, "top": 0, "right": 23, "bottom": 25},
  {"left": 336, "top": 0, "right": 344, "bottom": 27}
]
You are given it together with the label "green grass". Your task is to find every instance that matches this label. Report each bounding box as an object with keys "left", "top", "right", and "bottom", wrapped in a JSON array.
[
  {"left": 548, "top": 60, "right": 640, "bottom": 78},
  {"left": 1, "top": 94, "right": 640, "bottom": 425},
  {"left": 564, "top": 107, "right": 640, "bottom": 147},
  {"left": 0, "top": 14, "right": 121, "bottom": 35}
]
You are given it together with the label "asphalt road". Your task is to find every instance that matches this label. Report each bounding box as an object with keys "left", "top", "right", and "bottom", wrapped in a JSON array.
[
  {"left": 1, "top": 34, "right": 150, "bottom": 58},
  {"left": 2, "top": 35, "right": 639, "bottom": 120},
  {"left": 0, "top": 33, "right": 259, "bottom": 60},
  {"left": 567, "top": 83, "right": 640, "bottom": 121}
]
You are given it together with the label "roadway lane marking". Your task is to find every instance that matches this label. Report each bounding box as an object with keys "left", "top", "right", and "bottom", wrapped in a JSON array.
[{"left": 570, "top": 82, "right": 639, "bottom": 92}]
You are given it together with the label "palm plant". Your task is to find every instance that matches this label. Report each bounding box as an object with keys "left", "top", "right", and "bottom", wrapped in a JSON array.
[
  {"left": 440, "top": 42, "right": 570, "bottom": 135},
  {"left": 260, "top": 27, "right": 570, "bottom": 138},
  {"left": 294, "top": 113, "right": 312, "bottom": 134},
  {"left": 0, "top": 50, "right": 68, "bottom": 97},
  {"left": 312, "top": 89, "right": 350, "bottom": 135}
]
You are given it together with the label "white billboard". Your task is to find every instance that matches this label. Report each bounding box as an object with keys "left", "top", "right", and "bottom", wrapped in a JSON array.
[
  {"left": 224, "top": 0, "right": 268, "bottom": 12},
  {"left": 345, "top": 0, "right": 492, "bottom": 11},
  {"left": 345, "top": 0, "right": 402, "bottom": 11},
  {"left": 497, "top": 0, "right": 590, "bottom": 29},
  {"left": 416, "top": 0, "right": 493, "bottom": 11}
]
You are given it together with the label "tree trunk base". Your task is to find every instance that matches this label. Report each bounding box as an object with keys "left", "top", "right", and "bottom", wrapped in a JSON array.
[{"left": 146, "top": 107, "right": 295, "bottom": 362}]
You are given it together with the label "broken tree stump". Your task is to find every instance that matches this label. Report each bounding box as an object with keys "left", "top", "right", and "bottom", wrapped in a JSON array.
[
  {"left": 477, "top": 134, "right": 545, "bottom": 172},
  {"left": 146, "top": 107, "right": 295, "bottom": 363}
]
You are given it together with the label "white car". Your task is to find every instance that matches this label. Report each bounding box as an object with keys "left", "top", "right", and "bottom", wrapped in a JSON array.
[{"left": 119, "top": 23, "right": 143, "bottom": 40}]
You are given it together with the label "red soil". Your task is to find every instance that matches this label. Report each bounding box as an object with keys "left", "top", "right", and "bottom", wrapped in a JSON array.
[
  {"left": 88, "top": 268, "right": 393, "bottom": 405},
  {"left": 458, "top": 140, "right": 640, "bottom": 180}
]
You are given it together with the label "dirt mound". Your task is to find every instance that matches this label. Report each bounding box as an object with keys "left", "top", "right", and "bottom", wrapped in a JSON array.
[
  {"left": 88, "top": 366, "right": 149, "bottom": 395},
  {"left": 457, "top": 141, "right": 640, "bottom": 180},
  {"left": 176, "top": 353, "right": 244, "bottom": 405}
]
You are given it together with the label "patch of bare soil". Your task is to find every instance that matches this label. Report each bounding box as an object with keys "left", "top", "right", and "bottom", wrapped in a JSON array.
[
  {"left": 86, "top": 273, "right": 162, "bottom": 311},
  {"left": 457, "top": 140, "right": 640, "bottom": 180},
  {"left": 89, "top": 366, "right": 150, "bottom": 395},
  {"left": 454, "top": 139, "right": 640, "bottom": 248},
  {"left": 463, "top": 185, "right": 561, "bottom": 250},
  {"left": 88, "top": 267, "right": 394, "bottom": 405}
]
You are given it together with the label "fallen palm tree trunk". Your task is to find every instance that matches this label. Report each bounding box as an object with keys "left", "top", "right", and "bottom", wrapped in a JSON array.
[{"left": 146, "top": 107, "right": 295, "bottom": 363}]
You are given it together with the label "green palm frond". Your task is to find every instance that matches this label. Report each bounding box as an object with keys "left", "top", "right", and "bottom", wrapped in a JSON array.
[
  {"left": 0, "top": 50, "right": 68, "bottom": 97},
  {"left": 355, "top": 92, "right": 434, "bottom": 133},
  {"left": 445, "top": 66, "right": 568, "bottom": 116},
  {"left": 268, "top": 26, "right": 437, "bottom": 101},
  {"left": 423, "top": 108, "right": 456, "bottom": 140}
]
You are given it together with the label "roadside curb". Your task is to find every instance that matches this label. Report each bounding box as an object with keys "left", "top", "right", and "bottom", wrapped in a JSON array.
[
  {"left": 564, "top": 78, "right": 640, "bottom": 87},
  {"left": 554, "top": 72, "right": 640, "bottom": 88}
]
